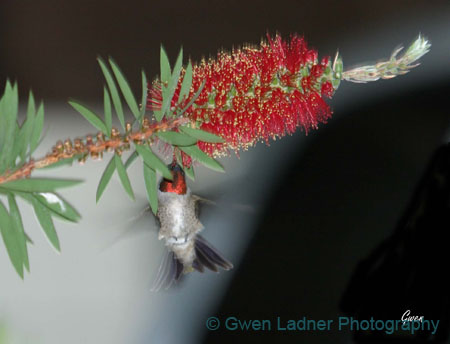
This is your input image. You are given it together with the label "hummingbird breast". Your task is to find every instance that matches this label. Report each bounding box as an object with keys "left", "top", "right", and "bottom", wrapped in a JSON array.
[{"left": 157, "top": 189, "right": 203, "bottom": 269}]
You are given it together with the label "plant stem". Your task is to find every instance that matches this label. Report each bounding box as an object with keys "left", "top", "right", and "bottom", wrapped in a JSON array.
[{"left": 0, "top": 117, "right": 190, "bottom": 185}]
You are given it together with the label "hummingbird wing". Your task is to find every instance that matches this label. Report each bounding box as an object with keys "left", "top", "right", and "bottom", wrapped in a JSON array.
[
  {"left": 191, "top": 191, "right": 255, "bottom": 222},
  {"left": 151, "top": 250, "right": 184, "bottom": 292},
  {"left": 193, "top": 235, "right": 234, "bottom": 272},
  {"left": 98, "top": 202, "right": 158, "bottom": 252}
]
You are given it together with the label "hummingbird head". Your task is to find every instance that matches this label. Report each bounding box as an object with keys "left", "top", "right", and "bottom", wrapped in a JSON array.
[{"left": 159, "top": 162, "right": 187, "bottom": 195}]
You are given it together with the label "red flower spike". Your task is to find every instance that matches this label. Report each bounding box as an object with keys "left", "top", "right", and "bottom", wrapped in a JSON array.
[{"left": 148, "top": 34, "right": 338, "bottom": 160}]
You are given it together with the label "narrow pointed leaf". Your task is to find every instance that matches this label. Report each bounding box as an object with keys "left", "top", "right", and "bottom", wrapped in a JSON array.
[
  {"left": 69, "top": 101, "right": 107, "bottom": 134},
  {"left": 174, "top": 147, "right": 182, "bottom": 165},
  {"left": 31, "top": 196, "right": 60, "bottom": 252},
  {"left": 160, "top": 46, "right": 171, "bottom": 84},
  {"left": 0, "top": 81, "right": 19, "bottom": 174},
  {"left": 143, "top": 164, "right": 158, "bottom": 215},
  {"left": 29, "top": 102, "right": 44, "bottom": 154},
  {"left": 135, "top": 144, "right": 172, "bottom": 180},
  {"left": 179, "top": 126, "right": 225, "bottom": 143},
  {"left": 17, "top": 91, "right": 36, "bottom": 161},
  {"left": 140, "top": 70, "right": 147, "bottom": 120},
  {"left": 114, "top": 154, "right": 134, "bottom": 200},
  {"left": 160, "top": 48, "right": 183, "bottom": 119},
  {"left": 103, "top": 87, "right": 112, "bottom": 136},
  {"left": 10, "top": 122, "right": 21, "bottom": 168},
  {"left": 26, "top": 90, "right": 36, "bottom": 122},
  {"left": 184, "top": 164, "right": 195, "bottom": 181},
  {"left": 34, "top": 193, "right": 81, "bottom": 222},
  {"left": 16, "top": 118, "right": 32, "bottom": 164},
  {"left": 1, "top": 178, "right": 82, "bottom": 193},
  {"left": 7, "top": 194, "right": 29, "bottom": 271},
  {"left": 0, "top": 84, "right": 7, "bottom": 151},
  {"left": 180, "top": 145, "right": 225, "bottom": 172},
  {"left": 178, "top": 80, "right": 205, "bottom": 116},
  {"left": 0, "top": 200, "right": 24, "bottom": 278},
  {"left": 154, "top": 109, "right": 163, "bottom": 122},
  {"left": 25, "top": 232, "right": 33, "bottom": 244},
  {"left": 11, "top": 85, "right": 32, "bottom": 166},
  {"left": 98, "top": 57, "right": 125, "bottom": 129},
  {"left": 96, "top": 156, "right": 116, "bottom": 202},
  {"left": 124, "top": 150, "right": 139, "bottom": 170},
  {"left": 174, "top": 149, "right": 194, "bottom": 180},
  {"left": 156, "top": 131, "right": 198, "bottom": 146},
  {"left": 178, "top": 61, "right": 192, "bottom": 104},
  {"left": 109, "top": 58, "right": 140, "bottom": 119}
]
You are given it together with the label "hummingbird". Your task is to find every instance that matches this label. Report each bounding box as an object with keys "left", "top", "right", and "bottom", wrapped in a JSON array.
[{"left": 152, "top": 162, "right": 233, "bottom": 291}]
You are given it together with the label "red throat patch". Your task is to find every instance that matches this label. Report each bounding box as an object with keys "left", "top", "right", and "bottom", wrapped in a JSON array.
[{"left": 159, "top": 170, "right": 187, "bottom": 195}]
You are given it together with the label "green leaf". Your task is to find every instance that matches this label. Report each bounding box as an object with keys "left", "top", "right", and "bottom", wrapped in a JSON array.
[
  {"left": 103, "top": 87, "right": 112, "bottom": 136},
  {"left": 153, "top": 109, "right": 163, "bottom": 122},
  {"left": 178, "top": 61, "right": 192, "bottom": 104},
  {"left": 26, "top": 90, "right": 36, "bottom": 122},
  {"left": 179, "top": 126, "right": 224, "bottom": 143},
  {"left": 180, "top": 145, "right": 225, "bottom": 173},
  {"left": 0, "top": 81, "right": 19, "bottom": 174},
  {"left": 30, "top": 196, "right": 60, "bottom": 252},
  {"left": 98, "top": 57, "right": 125, "bottom": 129},
  {"left": 124, "top": 150, "right": 139, "bottom": 170},
  {"left": 135, "top": 144, "right": 172, "bottom": 180},
  {"left": 34, "top": 193, "right": 81, "bottom": 222},
  {"left": 29, "top": 102, "right": 44, "bottom": 155},
  {"left": 140, "top": 70, "right": 147, "bottom": 120},
  {"left": 10, "top": 122, "right": 21, "bottom": 168},
  {"left": 160, "top": 47, "right": 183, "bottom": 119},
  {"left": 18, "top": 91, "right": 36, "bottom": 161},
  {"left": 7, "top": 194, "right": 29, "bottom": 271},
  {"left": 178, "top": 80, "right": 206, "bottom": 117},
  {"left": 8, "top": 84, "right": 32, "bottom": 168},
  {"left": 25, "top": 232, "right": 33, "bottom": 244},
  {"left": 96, "top": 156, "right": 116, "bottom": 203},
  {"left": 0, "top": 200, "right": 24, "bottom": 278},
  {"left": 1, "top": 178, "right": 82, "bottom": 193},
  {"left": 156, "top": 131, "right": 198, "bottom": 146},
  {"left": 184, "top": 164, "right": 195, "bottom": 181},
  {"left": 15, "top": 92, "right": 35, "bottom": 163},
  {"left": 114, "top": 154, "right": 134, "bottom": 200},
  {"left": 174, "top": 146, "right": 183, "bottom": 165},
  {"left": 143, "top": 164, "right": 158, "bottom": 215},
  {"left": 69, "top": 101, "right": 107, "bottom": 134},
  {"left": 160, "top": 45, "right": 171, "bottom": 84},
  {"left": 109, "top": 58, "right": 140, "bottom": 119}
]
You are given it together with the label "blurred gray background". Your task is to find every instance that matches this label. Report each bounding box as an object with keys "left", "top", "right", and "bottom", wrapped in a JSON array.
[{"left": 0, "top": 1, "right": 449, "bottom": 343}]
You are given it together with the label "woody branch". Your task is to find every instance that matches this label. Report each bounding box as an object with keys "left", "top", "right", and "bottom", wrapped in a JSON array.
[{"left": 0, "top": 116, "right": 190, "bottom": 185}]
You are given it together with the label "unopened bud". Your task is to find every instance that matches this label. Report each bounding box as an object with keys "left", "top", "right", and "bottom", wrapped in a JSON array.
[
  {"left": 96, "top": 132, "right": 105, "bottom": 142},
  {"left": 55, "top": 141, "right": 64, "bottom": 152},
  {"left": 86, "top": 135, "right": 93, "bottom": 146},
  {"left": 64, "top": 139, "right": 73, "bottom": 153},
  {"left": 111, "top": 128, "right": 120, "bottom": 139}
]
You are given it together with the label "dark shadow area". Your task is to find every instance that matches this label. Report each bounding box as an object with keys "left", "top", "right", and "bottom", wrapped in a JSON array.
[
  {"left": 340, "top": 143, "right": 450, "bottom": 343},
  {"left": 204, "top": 82, "right": 450, "bottom": 343},
  {"left": 0, "top": 1, "right": 447, "bottom": 101}
]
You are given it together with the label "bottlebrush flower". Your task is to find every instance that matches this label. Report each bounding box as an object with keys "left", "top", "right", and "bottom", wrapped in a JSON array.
[{"left": 149, "top": 34, "right": 340, "bottom": 158}]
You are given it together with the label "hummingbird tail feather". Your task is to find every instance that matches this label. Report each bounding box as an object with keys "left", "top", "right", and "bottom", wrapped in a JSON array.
[
  {"left": 193, "top": 235, "right": 234, "bottom": 272},
  {"left": 151, "top": 250, "right": 184, "bottom": 291}
]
